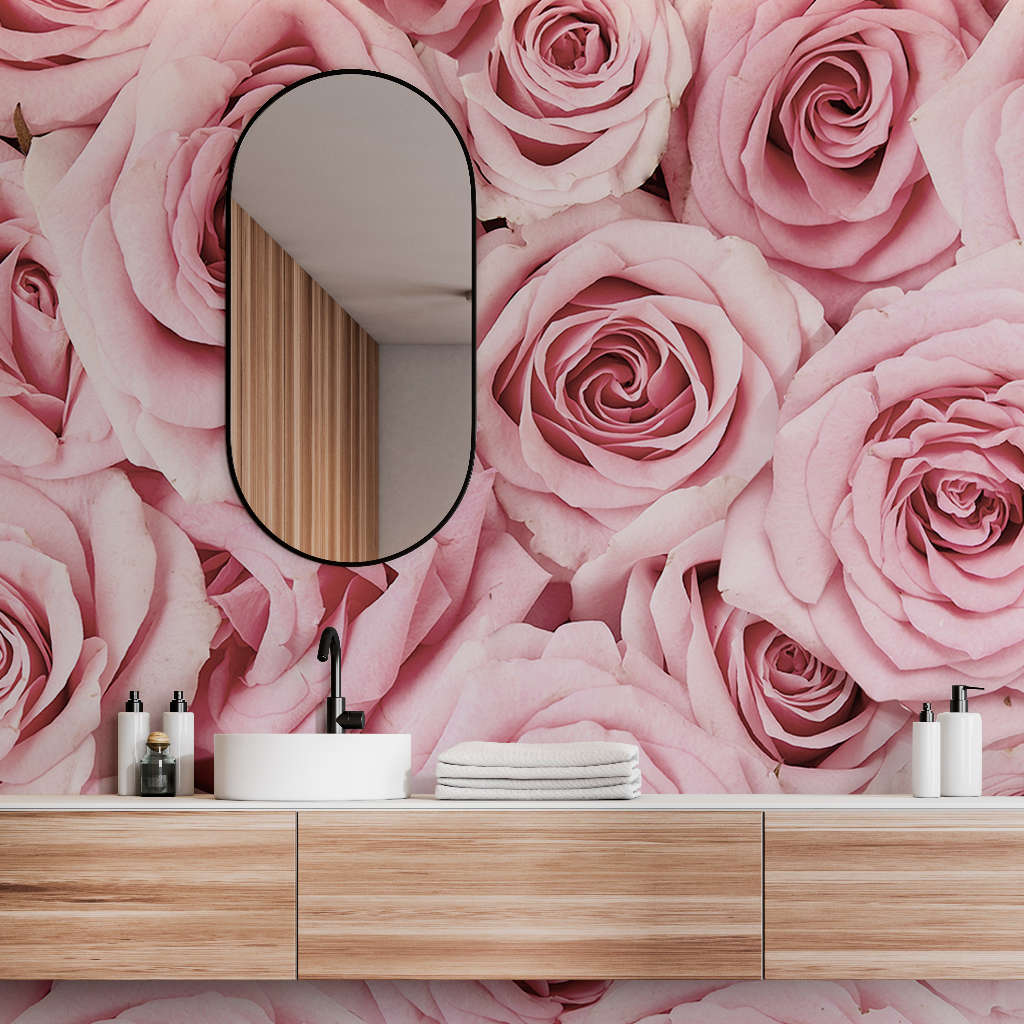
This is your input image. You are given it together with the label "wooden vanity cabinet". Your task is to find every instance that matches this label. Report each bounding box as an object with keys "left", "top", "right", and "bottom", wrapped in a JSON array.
[
  {"left": 13, "top": 801, "right": 1024, "bottom": 981},
  {"left": 764, "top": 810, "right": 1024, "bottom": 979},
  {"left": 296, "top": 809, "right": 763, "bottom": 979},
  {"left": 0, "top": 812, "right": 296, "bottom": 980}
]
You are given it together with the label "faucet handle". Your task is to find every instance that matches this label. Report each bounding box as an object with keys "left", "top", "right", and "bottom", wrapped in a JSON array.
[
  {"left": 336, "top": 707, "right": 365, "bottom": 732},
  {"left": 326, "top": 695, "right": 364, "bottom": 733}
]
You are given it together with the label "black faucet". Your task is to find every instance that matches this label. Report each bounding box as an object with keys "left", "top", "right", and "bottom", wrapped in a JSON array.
[{"left": 317, "top": 626, "right": 365, "bottom": 734}]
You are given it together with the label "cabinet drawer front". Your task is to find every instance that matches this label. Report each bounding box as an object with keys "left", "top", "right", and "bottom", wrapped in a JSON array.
[
  {"left": 298, "top": 809, "right": 762, "bottom": 979},
  {"left": 0, "top": 812, "right": 296, "bottom": 980},
  {"left": 765, "top": 811, "right": 1024, "bottom": 979}
]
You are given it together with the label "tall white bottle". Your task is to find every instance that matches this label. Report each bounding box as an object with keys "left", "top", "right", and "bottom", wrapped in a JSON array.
[
  {"left": 912, "top": 702, "right": 941, "bottom": 798},
  {"left": 939, "top": 685, "right": 984, "bottom": 797},
  {"left": 117, "top": 691, "right": 150, "bottom": 796},
  {"left": 163, "top": 690, "right": 194, "bottom": 796}
]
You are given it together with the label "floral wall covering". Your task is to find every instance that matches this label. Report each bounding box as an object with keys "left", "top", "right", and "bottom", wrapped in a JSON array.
[{"left": 2, "top": 0, "right": 1024, "bottom": 1017}]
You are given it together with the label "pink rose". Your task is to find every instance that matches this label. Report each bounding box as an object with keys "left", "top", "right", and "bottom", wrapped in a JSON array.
[
  {"left": 560, "top": 982, "right": 730, "bottom": 1024},
  {"left": 28, "top": 0, "right": 432, "bottom": 503},
  {"left": 381, "top": 616, "right": 780, "bottom": 793},
  {"left": 522, "top": 982, "right": 612, "bottom": 1008},
  {"left": 0, "top": 0, "right": 170, "bottom": 138},
  {"left": 914, "top": 0, "right": 1024, "bottom": 260},
  {"left": 981, "top": 747, "right": 1024, "bottom": 795},
  {"left": 0, "top": 0, "right": 170, "bottom": 61},
  {"left": 0, "top": 982, "right": 48, "bottom": 1023},
  {"left": 929, "top": 981, "right": 1024, "bottom": 1021},
  {"left": 141, "top": 467, "right": 548, "bottom": 778},
  {"left": 719, "top": 243, "right": 1024, "bottom": 702},
  {"left": 422, "top": 0, "right": 693, "bottom": 222},
  {"left": 572, "top": 483, "right": 909, "bottom": 793},
  {"left": 671, "top": 0, "right": 991, "bottom": 324},
  {"left": 6, "top": 980, "right": 570, "bottom": 1024},
  {"left": 358, "top": 0, "right": 500, "bottom": 59},
  {"left": 0, "top": 145, "right": 123, "bottom": 479},
  {"left": 477, "top": 197, "right": 828, "bottom": 569},
  {"left": 0, "top": 467, "right": 217, "bottom": 794},
  {"left": 964, "top": 690, "right": 1024, "bottom": 794},
  {"left": 566, "top": 981, "right": 975, "bottom": 1024}
]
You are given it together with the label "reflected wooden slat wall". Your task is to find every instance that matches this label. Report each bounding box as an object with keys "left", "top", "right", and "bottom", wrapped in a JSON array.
[{"left": 230, "top": 201, "right": 378, "bottom": 561}]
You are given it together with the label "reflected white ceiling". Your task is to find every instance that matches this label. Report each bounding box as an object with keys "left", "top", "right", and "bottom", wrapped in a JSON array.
[{"left": 231, "top": 73, "right": 473, "bottom": 346}]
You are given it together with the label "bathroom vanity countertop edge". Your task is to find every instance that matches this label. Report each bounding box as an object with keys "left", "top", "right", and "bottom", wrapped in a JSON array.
[{"left": 1, "top": 793, "right": 1022, "bottom": 811}]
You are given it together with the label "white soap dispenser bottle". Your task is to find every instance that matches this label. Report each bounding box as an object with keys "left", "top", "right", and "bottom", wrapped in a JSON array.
[
  {"left": 939, "top": 685, "right": 984, "bottom": 796},
  {"left": 163, "top": 691, "right": 194, "bottom": 796},
  {"left": 117, "top": 691, "right": 150, "bottom": 796},
  {"left": 912, "top": 702, "right": 941, "bottom": 798}
]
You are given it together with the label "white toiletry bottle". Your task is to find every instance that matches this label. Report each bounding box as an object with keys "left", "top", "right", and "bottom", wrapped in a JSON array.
[
  {"left": 163, "top": 690, "right": 194, "bottom": 796},
  {"left": 912, "top": 702, "right": 940, "bottom": 798},
  {"left": 117, "top": 691, "right": 150, "bottom": 796},
  {"left": 939, "top": 685, "right": 984, "bottom": 796}
]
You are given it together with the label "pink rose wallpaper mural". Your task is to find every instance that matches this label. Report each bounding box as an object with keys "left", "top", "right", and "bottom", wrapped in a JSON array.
[{"left": 3, "top": 0, "right": 1024, "bottom": 1014}]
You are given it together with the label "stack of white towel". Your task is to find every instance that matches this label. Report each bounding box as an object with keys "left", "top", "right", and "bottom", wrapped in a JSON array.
[{"left": 435, "top": 740, "right": 641, "bottom": 799}]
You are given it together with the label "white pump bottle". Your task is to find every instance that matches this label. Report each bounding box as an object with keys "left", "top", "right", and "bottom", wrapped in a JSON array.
[
  {"left": 912, "top": 702, "right": 940, "bottom": 798},
  {"left": 938, "top": 685, "right": 984, "bottom": 797},
  {"left": 163, "top": 690, "right": 194, "bottom": 796},
  {"left": 117, "top": 690, "right": 150, "bottom": 796}
]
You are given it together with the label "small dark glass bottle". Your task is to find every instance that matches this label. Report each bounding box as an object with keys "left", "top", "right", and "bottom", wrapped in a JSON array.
[{"left": 140, "top": 731, "right": 176, "bottom": 797}]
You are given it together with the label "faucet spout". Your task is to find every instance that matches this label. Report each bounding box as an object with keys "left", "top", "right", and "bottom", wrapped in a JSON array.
[
  {"left": 317, "top": 626, "right": 341, "bottom": 698},
  {"left": 317, "top": 626, "right": 365, "bottom": 734}
]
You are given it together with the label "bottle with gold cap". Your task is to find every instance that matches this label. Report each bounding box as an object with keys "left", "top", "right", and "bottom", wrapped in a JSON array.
[{"left": 140, "top": 732, "right": 176, "bottom": 797}]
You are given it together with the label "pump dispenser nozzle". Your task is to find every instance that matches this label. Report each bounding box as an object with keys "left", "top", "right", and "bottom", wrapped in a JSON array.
[
  {"left": 169, "top": 690, "right": 188, "bottom": 712},
  {"left": 919, "top": 702, "right": 934, "bottom": 722},
  {"left": 949, "top": 685, "right": 984, "bottom": 712},
  {"left": 124, "top": 690, "right": 142, "bottom": 712}
]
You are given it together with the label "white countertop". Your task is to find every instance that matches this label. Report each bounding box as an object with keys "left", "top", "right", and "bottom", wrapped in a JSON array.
[{"left": 0, "top": 793, "right": 1021, "bottom": 810}]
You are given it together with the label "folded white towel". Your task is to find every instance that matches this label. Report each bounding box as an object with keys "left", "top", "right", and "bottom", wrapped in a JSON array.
[
  {"left": 435, "top": 769, "right": 641, "bottom": 791},
  {"left": 437, "top": 740, "right": 639, "bottom": 772},
  {"left": 436, "top": 779, "right": 640, "bottom": 800},
  {"left": 434, "top": 741, "right": 642, "bottom": 799},
  {"left": 436, "top": 758, "right": 638, "bottom": 780}
]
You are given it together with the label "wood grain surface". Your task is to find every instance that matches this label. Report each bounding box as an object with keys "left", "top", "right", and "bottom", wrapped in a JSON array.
[
  {"left": 297, "top": 809, "right": 762, "bottom": 979},
  {"left": 765, "top": 810, "right": 1024, "bottom": 978},
  {"left": 230, "top": 201, "right": 378, "bottom": 561},
  {"left": 0, "top": 812, "right": 296, "bottom": 979}
]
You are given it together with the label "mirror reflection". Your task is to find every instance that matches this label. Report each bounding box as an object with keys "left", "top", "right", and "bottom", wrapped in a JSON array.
[{"left": 228, "top": 71, "right": 475, "bottom": 564}]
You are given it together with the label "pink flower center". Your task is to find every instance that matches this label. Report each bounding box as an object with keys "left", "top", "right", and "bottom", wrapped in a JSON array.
[
  {"left": 494, "top": 297, "right": 715, "bottom": 463},
  {"left": 773, "top": 38, "right": 891, "bottom": 169},
  {"left": 702, "top": 576, "right": 868, "bottom": 767},
  {"left": 867, "top": 390, "right": 1024, "bottom": 560},
  {"left": 910, "top": 472, "right": 1020, "bottom": 556},
  {"left": 13, "top": 260, "right": 57, "bottom": 318},
  {"left": 0, "top": 602, "right": 52, "bottom": 712},
  {"left": 541, "top": 17, "right": 609, "bottom": 73}
]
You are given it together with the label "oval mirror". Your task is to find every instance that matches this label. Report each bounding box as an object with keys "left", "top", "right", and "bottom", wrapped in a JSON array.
[{"left": 228, "top": 72, "right": 475, "bottom": 564}]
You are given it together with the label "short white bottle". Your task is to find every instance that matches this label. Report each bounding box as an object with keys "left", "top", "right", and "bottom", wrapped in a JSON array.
[
  {"left": 163, "top": 690, "right": 194, "bottom": 796},
  {"left": 911, "top": 702, "right": 941, "bottom": 798},
  {"left": 938, "top": 685, "right": 984, "bottom": 797},
  {"left": 117, "top": 691, "right": 150, "bottom": 796}
]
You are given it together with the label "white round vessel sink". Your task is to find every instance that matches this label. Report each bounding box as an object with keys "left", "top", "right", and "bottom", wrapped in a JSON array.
[{"left": 214, "top": 733, "right": 411, "bottom": 800}]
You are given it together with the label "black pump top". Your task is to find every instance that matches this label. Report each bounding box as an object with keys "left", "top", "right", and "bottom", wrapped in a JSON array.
[
  {"left": 169, "top": 690, "right": 188, "bottom": 712},
  {"left": 950, "top": 685, "right": 984, "bottom": 712},
  {"left": 125, "top": 690, "right": 143, "bottom": 712},
  {"left": 919, "top": 702, "right": 934, "bottom": 722}
]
